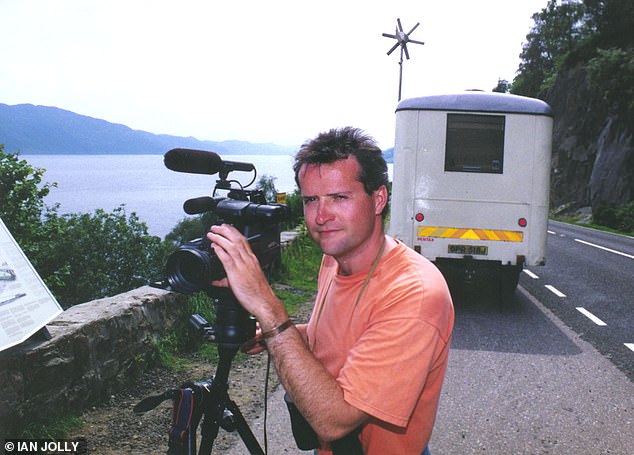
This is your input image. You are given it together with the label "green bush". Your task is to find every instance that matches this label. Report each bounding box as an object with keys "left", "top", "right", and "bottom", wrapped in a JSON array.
[
  {"left": 0, "top": 146, "right": 54, "bottom": 252},
  {"left": 1, "top": 146, "right": 171, "bottom": 308},
  {"left": 33, "top": 207, "right": 168, "bottom": 308},
  {"left": 586, "top": 47, "right": 634, "bottom": 128},
  {"left": 592, "top": 201, "right": 634, "bottom": 234}
]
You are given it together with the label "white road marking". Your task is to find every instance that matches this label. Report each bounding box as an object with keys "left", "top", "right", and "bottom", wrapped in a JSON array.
[
  {"left": 523, "top": 269, "right": 539, "bottom": 279},
  {"left": 625, "top": 343, "right": 634, "bottom": 353},
  {"left": 547, "top": 230, "right": 556, "bottom": 235},
  {"left": 574, "top": 238, "right": 634, "bottom": 259},
  {"left": 576, "top": 307, "right": 607, "bottom": 326},
  {"left": 545, "top": 284, "right": 566, "bottom": 297}
]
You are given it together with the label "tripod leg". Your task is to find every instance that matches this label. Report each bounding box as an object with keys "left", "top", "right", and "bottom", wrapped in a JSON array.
[
  {"left": 224, "top": 400, "right": 265, "bottom": 455},
  {"left": 197, "top": 415, "right": 220, "bottom": 455}
]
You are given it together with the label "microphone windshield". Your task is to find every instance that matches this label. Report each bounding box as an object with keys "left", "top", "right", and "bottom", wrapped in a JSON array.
[{"left": 164, "top": 148, "right": 223, "bottom": 175}]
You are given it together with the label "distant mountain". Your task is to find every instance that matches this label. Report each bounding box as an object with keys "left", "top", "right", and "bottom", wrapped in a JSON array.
[
  {"left": 0, "top": 103, "right": 297, "bottom": 155},
  {"left": 382, "top": 147, "right": 393, "bottom": 163}
]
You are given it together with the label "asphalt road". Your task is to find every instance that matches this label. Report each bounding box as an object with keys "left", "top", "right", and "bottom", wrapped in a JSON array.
[
  {"left": 521, "top": 220, "right": 634, "bottom": 381},
  {"left": 227, "top": 221, "right": 634, "bottom": 454}
]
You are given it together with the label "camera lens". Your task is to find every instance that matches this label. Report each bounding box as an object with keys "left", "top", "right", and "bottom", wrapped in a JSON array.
[{"left": 166, "top": 243, "right": 225, "bottom": 293}]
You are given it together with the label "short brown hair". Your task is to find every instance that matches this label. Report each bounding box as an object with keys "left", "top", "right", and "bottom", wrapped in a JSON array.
[{"left": 294, "top": 126, "right": 389, "bottom": 192}]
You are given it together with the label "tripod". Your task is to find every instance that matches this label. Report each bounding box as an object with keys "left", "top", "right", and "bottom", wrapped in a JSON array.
[
  {"left": 135, "top": 289, "right": 265, "bottom": 455},
  {"left": 183, "top": 343, "right": 264, "bottom": 455}
]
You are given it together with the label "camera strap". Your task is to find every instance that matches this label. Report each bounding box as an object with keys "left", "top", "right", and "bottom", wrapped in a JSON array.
[{"left": 168, "top": 387, "right": 195, "bottom": 450}]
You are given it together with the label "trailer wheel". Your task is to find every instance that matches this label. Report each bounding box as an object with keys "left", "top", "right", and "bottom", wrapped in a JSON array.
[{"left": 499, "top": 264, "right": 522, "bottom": 302}]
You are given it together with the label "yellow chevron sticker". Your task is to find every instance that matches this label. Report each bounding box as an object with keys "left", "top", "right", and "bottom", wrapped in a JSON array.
[{"left": 417, "top": 226, "right": 523, "bottom": 242}]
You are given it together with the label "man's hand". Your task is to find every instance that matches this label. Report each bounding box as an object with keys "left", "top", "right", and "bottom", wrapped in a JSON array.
[{"left": 206, "top": 224, "right": 288, "bottom": 330}]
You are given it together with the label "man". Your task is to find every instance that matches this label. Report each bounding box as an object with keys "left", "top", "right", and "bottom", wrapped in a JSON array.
[{"left": 207, "top": 127, "right": 454, "bottom": 454}]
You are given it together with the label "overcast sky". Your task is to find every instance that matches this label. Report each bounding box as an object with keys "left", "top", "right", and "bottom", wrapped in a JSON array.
[{"left": 0, "top": 0, "right": 549, "bottom": 149}]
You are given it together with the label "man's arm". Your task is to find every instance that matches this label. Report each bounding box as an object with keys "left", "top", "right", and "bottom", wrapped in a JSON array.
[{"left": 207, "top": 224, "right": 367, "bottom": 441}]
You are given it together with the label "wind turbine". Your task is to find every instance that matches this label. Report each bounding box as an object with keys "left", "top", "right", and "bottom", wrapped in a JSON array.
[{"left": 382, "top": 18, "right": 425, "bottom": 102}]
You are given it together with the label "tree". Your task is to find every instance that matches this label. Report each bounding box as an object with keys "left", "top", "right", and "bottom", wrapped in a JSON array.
[
  {"left": 586, "top": 47, "right": 634, "bottom": 127},
  {"left": 255, "top": 174, "right": 279, "bottom": 203},
  {"left": 583, "top": 0, "right": 634, "bottom": 49},
  {"left": 512, "top": 0, "right": 587, "bottom": 97},
  {"left": 35, "top": 207, "right": 168, "bottom": 308},
  {"left": 492, "top": 79, "right": 511, "bottom": 93},
  {"left": 0, "top": 145, "right": 54, "bottom": 251}
]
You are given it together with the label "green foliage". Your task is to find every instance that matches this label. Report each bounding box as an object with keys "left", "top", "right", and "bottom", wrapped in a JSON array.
[
  {"left": 281, "top": 189, "right": 304, "bottom": 230},
  {"left": 512, "top": 0, "right": 588, "bottom": 96},
  {"left": 255, "top": 173, "right": 279, "bottom": 203},
  {"left": 586, "top": 47, "right": 634, "bottom": 126},
  {"left": 583, "top": 0, "right": 634, "bottom": 49},
  {"left": 492, "top": 79, "right": 511, "bottom": 93},
  {"left": 1, "top": 148, "right": 173, "bottom": 307},
  {"left": 274, "top": 286, "right": 314, "bottom": 316},
  {"left": 592, "top": 200, "right": 634, "bottom": 233},
  {"left": 0, "top": 146, "right": 55, "bottom": 251},
  {"left": 187, "top": 291, "right": 216, "bottom": 322},
  {"left": 20, "top": 414, "right": 82, "bottom": 438},
  {"left": 274, "top": 225, "right": 321, "bottom": 291},
  {"left": 512, "top": 0, "right": 634, "bottom": 98},
  {"left": 165, "top": 215, "right": 212, "bottom": 247},
  {"left": 33, "top": 207, "right": 168, "bottom": 308},
  {"left": 153, "top": 331, "right": 185, "bottom": 370}
]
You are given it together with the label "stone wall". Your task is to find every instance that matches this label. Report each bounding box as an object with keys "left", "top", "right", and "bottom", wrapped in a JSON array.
[{"left": 0, "top": 286, "right": 188, "bottom": 437}]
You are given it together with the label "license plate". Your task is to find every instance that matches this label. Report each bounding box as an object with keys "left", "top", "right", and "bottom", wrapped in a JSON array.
[{"left": 448, "top": 244, "right": 488, "bottom": 256}]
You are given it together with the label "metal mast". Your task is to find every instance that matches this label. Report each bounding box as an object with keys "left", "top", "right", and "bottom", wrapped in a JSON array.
[{"left": 382, "top": 18, "right": 425, "bottom": 102}]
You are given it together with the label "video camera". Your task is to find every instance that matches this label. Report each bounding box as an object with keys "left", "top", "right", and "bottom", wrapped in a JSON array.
[
  {"left": 138, "top": 149, "right": 290, "bottom": 455},
  {"left": 160, "top": 148, "right": 289, "bottom": 296}
]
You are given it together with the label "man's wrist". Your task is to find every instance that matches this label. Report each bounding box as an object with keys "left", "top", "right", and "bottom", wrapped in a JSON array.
[
  {"left": 261, "top": 319, "right": 294, "bottom": 340},
  {"left": 240, "top": 318, "right": 294, "bottom": 353}
]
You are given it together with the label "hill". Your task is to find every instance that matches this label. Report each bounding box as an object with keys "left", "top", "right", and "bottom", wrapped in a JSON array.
[{"left": 0, "top": 103, "right": 297, "bottom": 155}]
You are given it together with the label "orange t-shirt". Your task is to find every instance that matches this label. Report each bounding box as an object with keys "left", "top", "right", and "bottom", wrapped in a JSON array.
[{"left": 306, "top": 240, "right": 454, "bottom": 454}]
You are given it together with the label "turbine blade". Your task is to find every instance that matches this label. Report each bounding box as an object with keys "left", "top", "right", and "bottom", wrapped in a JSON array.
[
  {"left": 397, "top": 18, "right": 403, "bottom": 32},
  {"left": 407, "top": 23, "right": 420, "bottom": 35},
  {"left": 403, "top": 44, "right": 410, "bottom": 60},
  {"left": 387, "top": 42, "right": 400, "bottom": 55},
  {"left": 409, "top": 39, "right": 425, "bottom": 46},
  {"left": 382, "top": 33, "right": 397, "bottom": 39}
]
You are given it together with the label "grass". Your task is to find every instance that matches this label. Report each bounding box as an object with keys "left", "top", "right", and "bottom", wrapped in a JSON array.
[
  {"left": 552, "top": 214, "right": 634, "bottom": 237},
  {"left": 20, "top": 414, "right": 83, "bottom": 438},
  {"left": 274, "top": 225, "right": 322, "bottom": 291}
]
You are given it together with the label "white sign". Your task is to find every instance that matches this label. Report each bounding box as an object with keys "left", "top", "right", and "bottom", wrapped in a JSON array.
[{"left": 0, "top": 217, "right": 62, "bottom": 351}]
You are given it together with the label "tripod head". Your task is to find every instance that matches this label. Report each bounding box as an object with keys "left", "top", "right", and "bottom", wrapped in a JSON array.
[{"left": 190, "top": 287, "right": 256, "bottom": 349}]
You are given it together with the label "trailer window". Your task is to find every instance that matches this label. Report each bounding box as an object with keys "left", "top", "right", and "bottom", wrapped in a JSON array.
[{"left": 445, "top": 114, "right": 505, "bottom": 174}]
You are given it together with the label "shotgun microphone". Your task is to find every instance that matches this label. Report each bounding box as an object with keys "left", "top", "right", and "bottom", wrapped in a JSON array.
[
  {"left": 220, "top": 160, "right": 255, "bottom": 173},
  {"left": 164, "top": 148, "right": 223, "bottom": 175}
]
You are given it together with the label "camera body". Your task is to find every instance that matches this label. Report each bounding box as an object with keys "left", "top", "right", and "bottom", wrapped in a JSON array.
[
  {"left": 165, "top": 196, "right": 289, "bottom": 294},
  {"left": 156, "top": 149, "right": 290, "bottom": 346}
]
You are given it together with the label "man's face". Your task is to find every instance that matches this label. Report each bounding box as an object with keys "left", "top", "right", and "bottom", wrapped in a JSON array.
[{"left": 298, "top": 157, "right": 386, "bottom": 265}]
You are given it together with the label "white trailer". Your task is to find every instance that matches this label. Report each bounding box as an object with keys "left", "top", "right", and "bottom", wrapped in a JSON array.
[{"left": 389, "top": 91, "right": 553, "bottom": 300}]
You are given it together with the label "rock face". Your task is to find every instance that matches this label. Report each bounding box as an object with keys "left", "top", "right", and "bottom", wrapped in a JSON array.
[
  {"left": 544, "top": 64, "right": 634, "bottom": 211},
  {"left": 0, "top": 286, "right": 188, "bottom": 437}
]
